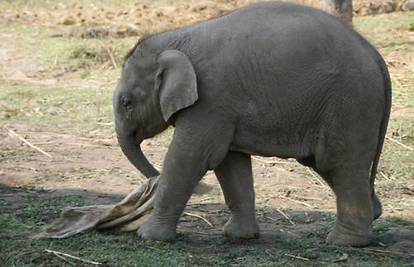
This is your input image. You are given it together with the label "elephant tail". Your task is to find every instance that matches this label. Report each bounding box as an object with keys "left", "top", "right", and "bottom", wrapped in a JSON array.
[{"left": 370, "top": 54, "right": 392, "bottom": 189}]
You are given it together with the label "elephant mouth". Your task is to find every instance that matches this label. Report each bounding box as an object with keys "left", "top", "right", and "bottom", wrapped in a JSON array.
[{"left": 117, "top": 132, "right": 160, "bottom": 178}]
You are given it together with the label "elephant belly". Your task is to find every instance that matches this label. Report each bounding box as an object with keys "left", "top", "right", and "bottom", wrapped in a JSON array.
[{"left": 230, "top": 123, "right": 315, "bottom": 159}]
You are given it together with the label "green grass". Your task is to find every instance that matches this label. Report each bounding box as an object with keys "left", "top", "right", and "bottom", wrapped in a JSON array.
[
  {"left": 0, "top": 0, "right": 184, "bottom": 11},
  {"left": 0, "top": 22, "right": 132, "bottom": 84},
  {"left": 355, "top": 12, "right": 414, "bottom": 49},
  {"left": 356, "top": 12, "right": 414, "bottom": 111},
  {"left": 0, "top": 187, "right": 413, "bottom": 266},
  {"left": 0, "top": 0, "right": 136, "bottom": 12},
  {"left": 0, "top": 82, "right": 113, "bottom": 137}
]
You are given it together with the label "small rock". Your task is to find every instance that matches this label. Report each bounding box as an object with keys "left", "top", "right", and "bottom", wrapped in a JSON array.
[
  {"left": 35, "top": 186, "right": 46, "bottom": 193},
  {"left": 62, "top": 16, "right": 76, "bottom": 25},
  {"left": 105, "top": 11, "right": 115, "bottom": 19},
  {"left": 46, "top": 107, "right": 60, "bottom": 115}
]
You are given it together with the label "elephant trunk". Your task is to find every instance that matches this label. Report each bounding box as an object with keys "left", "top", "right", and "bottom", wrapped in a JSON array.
[{"left": 117, "top": 133, "right": 160, "bottom": 178}]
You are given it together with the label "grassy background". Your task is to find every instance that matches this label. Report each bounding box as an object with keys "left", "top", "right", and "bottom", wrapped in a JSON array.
[{"left": 1, "top": 186, "right": 413, "bottom": 266}]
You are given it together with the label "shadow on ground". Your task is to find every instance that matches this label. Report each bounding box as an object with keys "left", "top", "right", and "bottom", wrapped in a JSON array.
[{"left": 1, "top": 183, "right": 413, "bottom": 266}]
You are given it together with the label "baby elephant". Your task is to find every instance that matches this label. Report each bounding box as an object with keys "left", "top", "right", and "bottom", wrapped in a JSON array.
[{"left": 113, "top": 2, "right": 391, "bottom": 246}]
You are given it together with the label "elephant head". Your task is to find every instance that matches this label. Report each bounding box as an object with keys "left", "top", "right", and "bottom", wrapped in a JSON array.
[{"left": 113, "top": 43, "right": 198, "bottom": 178}]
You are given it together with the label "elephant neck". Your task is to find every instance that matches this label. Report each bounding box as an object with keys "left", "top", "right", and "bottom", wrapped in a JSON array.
[{"left": 140, "top": 31, "right": 192, "bottom": 57}]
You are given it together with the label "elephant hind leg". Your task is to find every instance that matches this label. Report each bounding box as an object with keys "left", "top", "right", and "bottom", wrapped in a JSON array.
[
  {"left": 297, "top": 156, "right": 334, "bottom": 187},
  {"left": 324, "top": 164, "right": 376, "bottom": 247},
  {"left": 298, "top": 154, "right": 381, "bottom": 223},
  {"left": 214, "top": 151, "right": 259, "bottom": 239},
  {"left": 320, "top": 171, "right": 381, "bottom": 222}
]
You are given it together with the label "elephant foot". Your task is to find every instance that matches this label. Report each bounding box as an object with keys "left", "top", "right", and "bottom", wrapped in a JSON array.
[
  {"left": 326, "top": 222, "right": 372, "bottom": 247},
  {"left": 137, "top": 218, "right": 176, "bottom": 241},
  {"left": 223, "top": 217, "right": 260, "bottom": 239}
]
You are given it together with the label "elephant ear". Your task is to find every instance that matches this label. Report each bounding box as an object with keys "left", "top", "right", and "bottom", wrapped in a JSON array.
[{"left": 155, "top": 50, "right": 198, "bottom": 122}]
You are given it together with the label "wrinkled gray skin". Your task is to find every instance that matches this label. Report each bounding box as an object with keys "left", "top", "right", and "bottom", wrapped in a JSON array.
[{"left": 113, "top": 2, "right": 391, "bottom": 246}]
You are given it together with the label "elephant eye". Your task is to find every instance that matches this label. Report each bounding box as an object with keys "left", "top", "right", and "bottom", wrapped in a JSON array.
[{"left": 121, "top": 96, "right": 132, "bottom": 108}]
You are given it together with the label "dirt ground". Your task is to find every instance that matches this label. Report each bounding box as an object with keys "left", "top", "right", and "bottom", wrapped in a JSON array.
[{"left": 1, "top": 1, "right": 414, "bottom": 266}]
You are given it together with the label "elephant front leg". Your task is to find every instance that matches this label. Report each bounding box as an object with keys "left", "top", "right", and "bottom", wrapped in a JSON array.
[
  {"left": 214, "top": 151, "right": 259, "bottom": 239},
  {"left": 137, "top": 127, "right": 231, "bottom": 241},
  {"left": 137, "top": 153, "right": 205, "bottom": 241}
]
